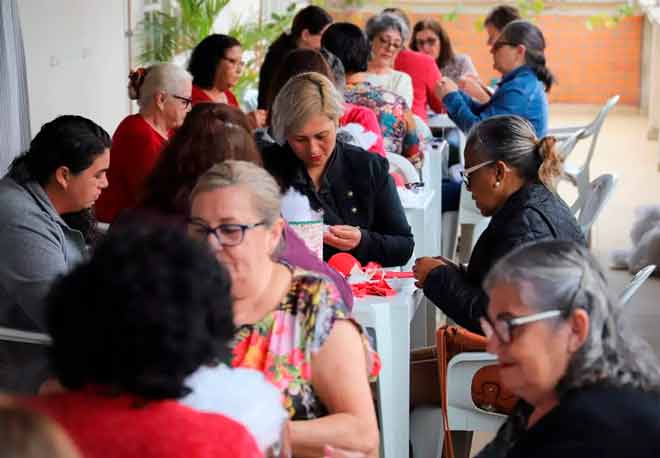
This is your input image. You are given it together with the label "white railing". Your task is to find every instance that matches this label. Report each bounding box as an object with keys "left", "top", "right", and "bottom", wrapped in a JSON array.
[{"left": 640, "top": 1, "right": 660, "bottom": 170}]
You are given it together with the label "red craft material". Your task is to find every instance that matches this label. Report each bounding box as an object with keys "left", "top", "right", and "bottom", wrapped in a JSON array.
[{"left": 327, "top": 254, "right": 413, "bottom": 297}]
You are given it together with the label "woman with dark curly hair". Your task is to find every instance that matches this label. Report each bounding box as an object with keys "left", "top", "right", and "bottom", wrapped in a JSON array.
[
  {"left": 21, "top": 226, "right": 263, "bottom": 458},
  {"left": 0, "top": 115, "right": 110, "bottom": 394}
]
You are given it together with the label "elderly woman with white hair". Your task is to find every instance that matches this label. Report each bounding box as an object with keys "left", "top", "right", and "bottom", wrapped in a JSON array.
[
  {"left": 476, "top": 240, "right": 660, "bottom": 458},
  {"left": 364, "top": 12, "right": 414, "bottom": 109},
  {"left": 262, "top": 72, "right": 414, "bottom": 267},
  {"left": 96, "top": 63, "right": 192, "bottom": 222}
]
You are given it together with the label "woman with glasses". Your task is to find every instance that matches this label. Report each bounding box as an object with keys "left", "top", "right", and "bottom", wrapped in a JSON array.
[
  {"left": 475, "top": 240, "right": 660, "bottom": 458},
  {"left": 413, "top": 115, "right": 585, "bottom": 333},
  {"left": 95, "top": 63, "right": 192, "bottom": 223},
  {"left": 188, "top": 160, "right": 380, "bottom": 458},
  {"left": 435, "top": 20, "right": 552, "bottom": 137},
  {"left": 364, "top": 12, "right": 414, "bottom": 109}
]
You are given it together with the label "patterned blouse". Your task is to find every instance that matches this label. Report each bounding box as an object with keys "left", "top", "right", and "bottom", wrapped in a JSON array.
[
  {"left": 231, "top": 267, "right": 380, "bottom": 420},
  {"left": 344, "top": 81, "right": 422, "bottom": 169}
]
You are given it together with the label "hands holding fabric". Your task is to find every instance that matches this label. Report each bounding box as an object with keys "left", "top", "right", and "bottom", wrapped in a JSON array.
[{"left": 324, "top": 225, "right": 362, "bottom": 251}]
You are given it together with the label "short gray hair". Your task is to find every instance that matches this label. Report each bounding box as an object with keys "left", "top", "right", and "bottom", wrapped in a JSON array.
[
  {"left": 271, "top": 72, "right": 345, "bottom": 145},
  {"left": 365, "top": 12, "right": 409, "bottom": 44},
  {"left": 484, "top": 240, "right": 660, "bottom": 395},
  {"left": 135, "top": 63, "right": 192, "bottom": 109},
  {"left": 190, "top": 160, "right": 282, "bottom": 226}
]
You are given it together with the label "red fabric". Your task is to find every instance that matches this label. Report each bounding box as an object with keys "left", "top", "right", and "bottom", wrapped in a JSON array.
[
  {"left": 192, "top": 84, "right": 239, "bottom": 108},
  {"left": 340, "top": 103, "right": 385, "bottom": 156},
  {"left": 23, "top": 390, "right": 263, "bottom": 458},
  {"left": 327, "top": 254, "right": 412, "bottom": 297},
  {"left": 95, "top": 114, "right": 166, "bottom": 223},
  {"left": 394, "top": 49, "right": 444, "bottom": 121}
]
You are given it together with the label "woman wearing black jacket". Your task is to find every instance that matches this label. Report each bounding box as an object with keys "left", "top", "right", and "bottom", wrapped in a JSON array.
[
  {"left": 413, "top": 115, "right": 585, "bottom": 333},
  {"left": 262, "top": 72, "right": 414, "bottom": 267}
]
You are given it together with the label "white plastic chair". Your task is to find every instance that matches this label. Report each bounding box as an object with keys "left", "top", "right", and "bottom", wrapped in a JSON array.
[
  {"left": 619, "top": 265, "right": 657, "bottom": 306},
  {"left": 548, "top": 95, "right": 620, "bottom": 213},
  {"left": 351, "top": 303, "right": 397, "bottom": 458},
  {"left": 577, "top": 174, "right": 618, "bottom": 238},
  {"left": 0, "top": 326, "right": 51, "bottom": 345},
  {"left": 386, "top": 152, "right": 420, "bottom": 184}
]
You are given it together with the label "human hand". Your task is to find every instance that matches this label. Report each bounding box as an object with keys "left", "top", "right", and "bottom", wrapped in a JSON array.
[
  {"left": 413, "top": 256, "right": 446, "bottom": 288},
  {"left": 323, "top": 445, "right": 367, "bottom": 458},
  {"left": 323, "top": 225, "right": 362, "bottom": 251},
  {"left": 459, "top": 75, "right": 491, "bottom": 103},
  {"left": 247, "top": 109, "right": 267, "bottom": 129},
  {"left": 435, "top": 77, "right": 459, "bottom": 100}
]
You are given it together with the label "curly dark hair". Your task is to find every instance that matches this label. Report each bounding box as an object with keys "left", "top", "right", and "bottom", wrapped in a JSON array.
[
  {"left": 188, "top": 34, "right": 241, "bottom": 89},
  {"left": 140, "top": 103, "right": 260, "bottom": 214},
  {"left": 321, "top": 22, "right": 370, "bottom": 74},
  {"left": 46, "top": 224, "right": 235, "bottom": 400}
]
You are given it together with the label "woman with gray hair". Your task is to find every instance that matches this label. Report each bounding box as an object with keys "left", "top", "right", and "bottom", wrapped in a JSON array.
[
  {"left": 414, "top": 115, "right": 585, "bottom": 332},
  {"left": 263, "top": 72, "right": 414, "bottom": 267},
  {"left": 96, "top": 63, "right": 192, "bottom": 222},
  {"left": 364, "top": 12, "right": 414, "bottom": 108},
  {"left": 475, "top": 240, "right": 660, "bottom": 458},
  {"left": 188, "top": 160, "right": 380, "bottom": 457}
]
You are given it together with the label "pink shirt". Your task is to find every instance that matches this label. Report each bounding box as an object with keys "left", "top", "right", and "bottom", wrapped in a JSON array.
[
  {"left": 394, "top": 49, "right": 444, "bottom": 121},
  {"left": 340, "top": 103, "right": 386, "bottom": 156}
]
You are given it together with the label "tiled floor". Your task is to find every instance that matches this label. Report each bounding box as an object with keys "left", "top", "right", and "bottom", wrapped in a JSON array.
[{"left": 469, "top": 103, "right": 660, "bottom": 456}]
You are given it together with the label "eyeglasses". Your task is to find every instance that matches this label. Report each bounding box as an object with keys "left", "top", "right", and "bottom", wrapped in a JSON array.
[
  {"left": 415, "top": 37, "right": 438, "bottom": 48},
  {"left": 171, "top": 94, "right": 192, "bottom": 109},
  {"left": 480, "top": 310, "right": 562, "bottom": 344},
  {"left": 222, "top": 56, "right": 244, "bottom": 69},
  {"left": 460, "top": 160, "right": 494, "bottom": 189},
  {"left": 187, "top": 218, "right": 266, "bottom": 247},
  {"left": 377, "top": 35, "right": 402, "bottom": 50},
  {"left": 491, "top": 41, "right": 517, "bottom": 52}
]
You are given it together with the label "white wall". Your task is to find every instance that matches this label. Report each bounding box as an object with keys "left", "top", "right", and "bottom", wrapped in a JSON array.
[{"left": 18, "top": 0, "right": 130, "bottom": 137}]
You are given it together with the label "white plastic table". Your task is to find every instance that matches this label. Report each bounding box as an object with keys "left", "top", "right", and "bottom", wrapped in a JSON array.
[
  {"left": 352, "top": 279, "right": 425, "bottom": 458},
  {"left": 400, "top": 188, "right": 440, "bottom": 270}
]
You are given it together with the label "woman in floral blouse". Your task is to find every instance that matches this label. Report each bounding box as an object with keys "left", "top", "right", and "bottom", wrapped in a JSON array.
[{"left": 188, "top": 160, "right": 380, "bottom": 457}]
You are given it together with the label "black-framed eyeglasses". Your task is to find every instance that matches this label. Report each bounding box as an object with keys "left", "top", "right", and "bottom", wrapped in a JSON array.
[
  {"left": 171, "top": 94, "right": 193, "bottom": 108},
  {"left": 377, "top": 35, "right": 402, "bottom": 50},
  {"left": 415, "top": 37, "right": 438, "bottom": 48},
  {"left": 187, "top": 218, "right": 266, "bottom": 247},
  {"left": 460, "top": 160, "right": 494, "bottom": 189},
  {"left": 480, "top": 310, "right": 562, "bottom": 344},
  {"left": 491, "top": 41, "right": 517, "bottom": 52}
]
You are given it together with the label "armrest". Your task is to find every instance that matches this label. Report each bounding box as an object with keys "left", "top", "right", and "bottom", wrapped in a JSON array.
[{"left": 0, "top": 326, "right": 52, "bottom": 345}]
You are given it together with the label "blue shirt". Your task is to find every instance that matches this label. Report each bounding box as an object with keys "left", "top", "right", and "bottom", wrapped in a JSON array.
[{"left": 443, "top": 65, "right": 548, "bottom": 137}]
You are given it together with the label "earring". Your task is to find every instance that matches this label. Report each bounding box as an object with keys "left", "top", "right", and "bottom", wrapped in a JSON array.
[{"left": 495, "top": 181, "right": 501, "bottom": 188}]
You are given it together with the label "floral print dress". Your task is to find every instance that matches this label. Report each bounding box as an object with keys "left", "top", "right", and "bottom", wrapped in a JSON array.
[{"left": 231, "top": 267, "right": 380, "bottom": 420}]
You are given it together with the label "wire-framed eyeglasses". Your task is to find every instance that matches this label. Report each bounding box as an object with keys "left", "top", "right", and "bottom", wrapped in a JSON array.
[
  {"left": 480, "top": 310, "right": 562, "bottom": 344},
  {"left": 187, "top": 218, "right": 266, "bottom": 247}
]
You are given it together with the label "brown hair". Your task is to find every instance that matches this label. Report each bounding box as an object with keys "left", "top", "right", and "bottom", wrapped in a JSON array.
[
  {"left": 140, "top": 103, "right": 261, "bottom": 214},
  {"left": 0, "top": 404, "right": 80, "bottom": 458},
  {"left": 410, "top": 19, "right": 456, "bottom": 70},
  {"left": 484, "top": 5, "right": 521, "bottom": 30}
]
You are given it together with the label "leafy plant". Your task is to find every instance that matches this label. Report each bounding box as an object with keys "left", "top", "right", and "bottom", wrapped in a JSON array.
[{"left": 586, "top": 4, "right": 637, "bottom": 30}]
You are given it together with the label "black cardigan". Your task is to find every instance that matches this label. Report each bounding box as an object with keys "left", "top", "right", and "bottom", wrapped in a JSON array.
[
  {"left": 502, "top": 385, "right": 660, "bottom": 458},
  {"left": 424, "top": 181, "right": 585, "bottom": 332},
  {"left": 261, "top": 141, "right": 414, "bottom": 267}
]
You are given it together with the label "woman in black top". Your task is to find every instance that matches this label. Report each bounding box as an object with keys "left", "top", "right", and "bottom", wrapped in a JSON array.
[
  {"left": 257, "top": 5, "right": 332, "bottom": 109},
  {"left": 475, "top": 240, "right": 660, "bottom": 458},
  {"left": 414, "top": 115, "right": 585, "bottom": 332},
  {"left": 262, "top": 71, "right": 413, "bottom": 267}
]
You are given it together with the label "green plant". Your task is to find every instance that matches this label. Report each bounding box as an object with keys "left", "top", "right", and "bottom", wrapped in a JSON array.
[{"left": 586, "top": 3, "right": 637, "bottom": 30}]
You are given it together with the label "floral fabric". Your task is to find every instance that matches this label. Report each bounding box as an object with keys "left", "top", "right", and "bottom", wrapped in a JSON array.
[
  {"left": 345, "top": 81, "right": 422, "bottom": 168},
  {"left": 231, "top": 268, "right": 380, "bottom": 420}
]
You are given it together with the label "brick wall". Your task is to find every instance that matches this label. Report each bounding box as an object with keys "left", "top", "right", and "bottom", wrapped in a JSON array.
[{"left": 331, "top": 10, "right": 643, "bottom": 106}]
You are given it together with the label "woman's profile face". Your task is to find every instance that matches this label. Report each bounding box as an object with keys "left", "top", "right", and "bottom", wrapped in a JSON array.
[
  {"left": 286, "top": 114, "right": 337, "bottom": 172},
  {"left": 215, "top": 45, "right": 243, "bottom": 90},
  {"left": 189, "top": 185, "right": 282, "bottom": 302},
  {"left": 371, "top": 28, "right": 403, "bottom": 68},
  {"left": 462, "top": 148, "right": 501, "bottom": 217},
  {"left": 66, "top": 148, "right": 110, "bottom": 212},
  {"left": 163, "top": 79, "right": 192, "bottom": 129},
  {"left": 414, "top": 28, "right": 441, "bottom": 60},
  {"left": 485, "top": 281, "right": 575, "bottom": 405}
]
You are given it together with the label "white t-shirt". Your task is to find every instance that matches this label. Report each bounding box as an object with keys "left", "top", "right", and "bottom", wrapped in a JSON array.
[
  {"left": 365, "top": 70, "right": 414, "bottom": 109},
  {"left": 182, "top": 364, "right": 287, "bottom": 453}
]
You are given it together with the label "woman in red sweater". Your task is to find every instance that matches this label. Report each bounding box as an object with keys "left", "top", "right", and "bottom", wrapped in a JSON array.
[
  {"left": 95, "top": 63, "right": 192, "bottom": 222},
  {"left": 23, "top": 226, "right": 263, "bottom": 458}
]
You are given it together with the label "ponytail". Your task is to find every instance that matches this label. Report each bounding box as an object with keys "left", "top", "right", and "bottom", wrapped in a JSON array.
[
  {"left": 536, "top": 136, "right": 563, "bottom": 191},
  {"left": 527, "top": 50, "right": 554, "bottom": 92},
  {"left": 499, "top": 20, "right": 554, "bottom": 92}
]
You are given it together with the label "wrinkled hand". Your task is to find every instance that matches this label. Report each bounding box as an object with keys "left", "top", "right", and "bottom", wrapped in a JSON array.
[
  {"left": 323, "top": 445, "right": 367, "bottom": 458},
  {"left": 323, "top": 225, "right": 362, "bottom": 251},
  {"left": 459, "top": 75, "right": 491, "bottom": 103},
  {"left": 413, "top": 256, "right": 446, "bottom": 288},
  {"left": 435, "top": 76, "right": 459, "bottom": 100},
  {"left": 247, "top": 109, "right": 267, "bottom": 129}
]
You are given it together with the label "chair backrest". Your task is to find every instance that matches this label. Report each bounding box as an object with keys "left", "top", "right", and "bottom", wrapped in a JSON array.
[
  {"left": 577, "top": 95, "right": 620, "bottom": 167},
  {"left": 619, "top": 265, "right": 657, "bottom": 306},
  {"left": 578, "top": 174, "right": 618, "bottom": 236},
  {"left": 0, "top": 326, "right": 51, "bottom": 345},
  {"left": 556, "top": 128, "right": 584, "bottom": 160},
  {"left": 386, "top": 152, "right": 420, "bottom": 184}
]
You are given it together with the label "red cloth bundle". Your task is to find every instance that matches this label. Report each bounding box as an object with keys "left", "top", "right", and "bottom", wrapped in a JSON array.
[{"left": 327, "top": 253, "right": 413, "bottom": 297}]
